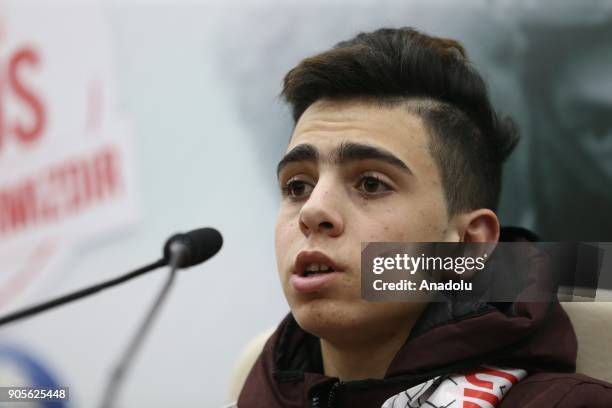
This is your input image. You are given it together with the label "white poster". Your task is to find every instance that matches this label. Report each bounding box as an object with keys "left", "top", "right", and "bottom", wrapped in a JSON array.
[{"left": 0, "top": 2, "right": 138, "bottom": 314}]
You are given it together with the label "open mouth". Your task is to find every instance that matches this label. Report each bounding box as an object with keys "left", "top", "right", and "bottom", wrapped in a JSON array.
[
  {"left": 292, "top": 251, "right": 342, "bottom": 292},
  {"left": 294, "top": 250, "right": 342, "bottom": 277}
]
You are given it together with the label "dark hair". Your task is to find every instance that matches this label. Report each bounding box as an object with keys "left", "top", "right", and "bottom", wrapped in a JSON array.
[{"left": 281, "top": 27, "right": 518, "bottom": 214}]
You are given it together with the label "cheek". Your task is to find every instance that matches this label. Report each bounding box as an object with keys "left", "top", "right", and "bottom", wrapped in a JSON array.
[
  {"left": 355, "top": 195, "right": 448, "bottom": 242},
  {"left": 275, "top": 207, "right": 300, "bottom": 269},
  {"left": 274, "top": 219, "right": 283, "bottom": 253},
  {"left": 275, "top": 206, "right": 292, "bottom": 243}
]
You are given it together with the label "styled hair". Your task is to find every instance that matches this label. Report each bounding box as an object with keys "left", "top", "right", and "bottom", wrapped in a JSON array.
[{"left": 281, "top": 27, "right": 518, "bottom": 214}]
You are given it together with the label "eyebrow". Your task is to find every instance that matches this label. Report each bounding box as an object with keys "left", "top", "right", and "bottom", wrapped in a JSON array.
[{"left": 276, "top": 141, "right": 412, "bottom": 178}]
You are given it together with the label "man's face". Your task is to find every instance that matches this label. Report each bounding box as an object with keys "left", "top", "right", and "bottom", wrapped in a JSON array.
[{"left": 275, "top": 99, "right": 459, "bottom": 343}]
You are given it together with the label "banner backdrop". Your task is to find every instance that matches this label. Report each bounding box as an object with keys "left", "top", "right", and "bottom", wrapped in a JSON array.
[
  {"left": 0, "top": 3, "right": 138, "bottom": 312},
  {"left": 0, "top": 3, "right": 138, "bottom": 407}
]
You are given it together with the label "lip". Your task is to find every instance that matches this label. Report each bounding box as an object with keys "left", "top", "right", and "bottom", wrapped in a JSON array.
[{"left": 290, "top": 250, "right": 344, "bottom": 293}]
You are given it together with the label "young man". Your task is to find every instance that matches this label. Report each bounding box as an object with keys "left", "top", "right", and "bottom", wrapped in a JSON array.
[{"left": 238, "top": 27, "right": 612, "bottom": 407}]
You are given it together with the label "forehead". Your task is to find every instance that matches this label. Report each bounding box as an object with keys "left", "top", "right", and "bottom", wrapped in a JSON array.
[{"left": 287, "top": 99, "right": 435, "bottom": 174}]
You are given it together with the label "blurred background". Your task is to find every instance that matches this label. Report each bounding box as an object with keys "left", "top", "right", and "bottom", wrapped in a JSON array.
[{"left": 0, "top": 0, "right": 610, "bottom": 406}]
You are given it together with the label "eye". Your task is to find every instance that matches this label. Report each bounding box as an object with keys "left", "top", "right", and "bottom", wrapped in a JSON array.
[
  {"left": 281, "top": 178, "right": 314, "bottom": 199},
  {"left": 356, "top": 175, "right": 392, "bottom": 196}
]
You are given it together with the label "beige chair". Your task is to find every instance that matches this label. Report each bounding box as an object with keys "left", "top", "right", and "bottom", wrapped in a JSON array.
[
  {"left": 226, "top": 303, "right": 612, "bottom": 403},
  {"left": 562, "top": 302, "right": 612, "bottom": 383},
  {"left": 227, "top": 328, "right": 275, "bottom": 403}
]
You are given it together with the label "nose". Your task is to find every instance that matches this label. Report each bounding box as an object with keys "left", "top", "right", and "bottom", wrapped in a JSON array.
[{"left": 298, "top": 178, "right": 344, "bottom": 238}]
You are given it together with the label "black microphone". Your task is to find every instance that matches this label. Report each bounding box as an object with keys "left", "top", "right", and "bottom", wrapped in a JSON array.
[
  {"left": 163, "top": 227, "right": 223, "bottom": 268},
  {"left": 0, "top": 227, "right": 223, "bottom": 327}
]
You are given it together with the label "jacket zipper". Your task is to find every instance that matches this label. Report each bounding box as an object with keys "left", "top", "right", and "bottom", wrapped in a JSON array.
[{"left": 327, "top": 381, "right": 342, "bottom": 408}]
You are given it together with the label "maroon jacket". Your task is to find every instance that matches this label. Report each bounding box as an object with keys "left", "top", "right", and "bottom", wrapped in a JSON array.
[
  {"left": 238, "top": 301, "right": 612, "bottom": 407},
  {"left": 239, "top": 235, "right": 612, "bottom": 407}
]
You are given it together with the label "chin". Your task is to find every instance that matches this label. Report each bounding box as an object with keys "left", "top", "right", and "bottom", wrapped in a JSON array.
[
  {"left": 291, "top": 297, "right": 427, "bottom": 345},
  {"left": 290, "top": 298, "right": 369, "bottom": 341}
]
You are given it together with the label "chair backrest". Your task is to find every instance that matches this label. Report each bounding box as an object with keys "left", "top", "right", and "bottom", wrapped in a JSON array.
[
  {"left": 226, "top": 303, "right": 612, "bottom": 403},
  {"left": 561, "top": 302, "right": 612, "bottom": 383},
  {"left": 226, "top": 328, "right": 274, "bottom": 404}
]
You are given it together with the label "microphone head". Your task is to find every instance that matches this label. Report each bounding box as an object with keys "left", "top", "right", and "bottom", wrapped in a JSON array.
[{"left": 163, "top": 227, "right": 223, "bottom": 268}]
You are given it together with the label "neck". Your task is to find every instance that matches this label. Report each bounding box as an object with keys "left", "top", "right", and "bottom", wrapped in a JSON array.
[{"left": 320, "top": 325, "right": 412, "bottom": 381}]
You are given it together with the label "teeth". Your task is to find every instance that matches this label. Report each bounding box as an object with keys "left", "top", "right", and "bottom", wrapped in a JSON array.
[
  {"left": 304, "top": 263, "right": 332, "bottom": 273},
  {"left": 306, "top": 264, "right": 320, "bottom": 272}
]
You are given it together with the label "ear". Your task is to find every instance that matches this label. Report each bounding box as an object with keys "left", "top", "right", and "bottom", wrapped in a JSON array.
[{"left": 455, "top": 208, "right": 500, "bottom": 243}]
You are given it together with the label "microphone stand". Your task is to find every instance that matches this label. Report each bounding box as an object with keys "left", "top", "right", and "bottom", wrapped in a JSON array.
[{"left": 98, "top": 242, "right": 185, "bottom": 408}]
